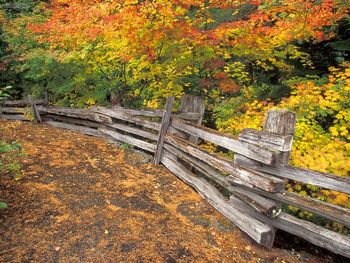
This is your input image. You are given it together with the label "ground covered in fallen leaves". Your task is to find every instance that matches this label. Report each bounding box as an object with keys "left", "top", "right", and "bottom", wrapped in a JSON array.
[{"left": 0, "top": 120, "right": 336, "bottom": 262}]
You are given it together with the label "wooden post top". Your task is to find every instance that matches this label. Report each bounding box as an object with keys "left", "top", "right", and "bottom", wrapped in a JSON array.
[{"left": 264, "top": 109, "right": 296, "bottom": 136}]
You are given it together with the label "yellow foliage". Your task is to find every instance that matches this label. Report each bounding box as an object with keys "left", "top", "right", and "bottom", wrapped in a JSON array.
[{"left": 216, "top": 63, "right": 350, "bottom": 222}]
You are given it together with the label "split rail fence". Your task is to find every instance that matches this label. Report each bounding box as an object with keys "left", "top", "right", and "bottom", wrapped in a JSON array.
[{"left": 1, "top": 95, "right": 350, "bottom": 258}]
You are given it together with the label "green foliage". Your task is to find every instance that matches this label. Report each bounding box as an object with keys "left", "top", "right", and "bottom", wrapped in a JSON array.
[
  {"left": 0, "top": 0, "right": 43, "bottom": 18},
  {"left": 0, "top": 140, "right": 23, "bottom": 179},
  {"left": 120, "top": 143, "right": 134, "bottom": 151},
  {"left": 0, "top": 86, "right": 14, "bottom": 101},
  {"left": 0, "top": 202, "right": 8, "bottom": 209}
]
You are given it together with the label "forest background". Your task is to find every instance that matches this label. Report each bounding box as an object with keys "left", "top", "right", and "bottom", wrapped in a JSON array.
[{"left": 0, "top": 0, "right": 349, "bottom": 233}]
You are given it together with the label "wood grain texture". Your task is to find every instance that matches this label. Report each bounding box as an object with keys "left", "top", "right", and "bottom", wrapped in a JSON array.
[
  {"left": 44, "top": 121, "right": 100, "bottom": 136},
  {"left": 0, "top": 114, "right": 29, "bottom": 121},
  {"left": 228, "top": 186, "right": 280, "bottom": 218},
  {"left": 111, "top": 106, "right": 164, "bottom": 117},
  {"left": 234, "top": 155, "right": 350, "bottom": 194},
  {"left": 107, "top": 123, "right": 158, "bottom": 141},
  {"left": 239, "top": 128, "right": 293, "bottom": 152},
  {"left": 161, "top": 152, "right": 276, "bottom": 248},
  {"left": 2, "top": 99, "right": 46, "bottom": 107},
  {"left": 163, "top": 144, "right": 280, "bottom": 217},
  {"left": 264, "top": 110, "right": 296, "bottom": 136},
  {"left": 179, "top": 95, "right": 205, "bottom": 144},
  {"left": 94, "top": 106, "right": 160, "bottom": 131},
  {"left": 110, "top": 106, "right": 200, "bottom": 121},
  {"left": 39, "top": 106, "right": 113, "bottom": 124},
  {"left": 154, "top": 97, "right": 174, "bottom": 164},
  {"left": 170, "top": 118, "right": 278, "bottom": 165},
  {"left": 263, "top": 110, "right": 296, "bottom": 164},
  {"left": 236, "top": 184, "right": 350, "bottom": 228},
  {"left": 229, "top": 196, "right": 350, "bottom": 258},
  {"left": 99, "top": 127, "right": 156, "bottom": 153},
  {"left": 0, "top": 107, "right": 25, "bottom": 114},
  {"left": 164, "top": 143, "right": 248, "bottom": 188},
  {"left": 165, "top": 134, "right": 285, "bottom": 192},
  {"left": 42, "top": 114, "right": 104, "bottom": 129}
]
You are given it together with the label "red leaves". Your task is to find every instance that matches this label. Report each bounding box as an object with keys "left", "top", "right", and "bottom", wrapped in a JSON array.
[
  {"left": 219, "top": 79, "right": 241, "bottom": 93},
  {"left": 203, "top": 59, "right": 225, "bottom": 71},
  {"left": 213, "top": 72, "right": 227, "bottom": 80}
]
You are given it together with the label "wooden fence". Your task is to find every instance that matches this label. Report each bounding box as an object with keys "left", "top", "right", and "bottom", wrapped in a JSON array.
[{"left": 1, "top": 95, "right": 350, "bottom": 258}]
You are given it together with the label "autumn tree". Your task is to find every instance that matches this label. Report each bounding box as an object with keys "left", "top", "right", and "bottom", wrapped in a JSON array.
[{"left": 7, "top": 0, "right": 342, "bottom": 106}]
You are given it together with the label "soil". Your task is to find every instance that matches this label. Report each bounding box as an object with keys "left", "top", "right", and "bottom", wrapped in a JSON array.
[{"left": 0, "top": 120, "right": 340, "bottom": 262}]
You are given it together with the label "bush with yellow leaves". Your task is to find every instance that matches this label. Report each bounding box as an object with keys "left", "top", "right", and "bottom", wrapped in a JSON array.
[{"left": 215, "top": 63, "right": 350, "bottom": 234}]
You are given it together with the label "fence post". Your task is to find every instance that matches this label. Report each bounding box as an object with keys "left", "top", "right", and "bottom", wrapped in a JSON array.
[
  {"left": 179, "top": 95, "right": 205, "bottom": 144},
  {"left": 44, "top": 91, "right": 49, "bottom": 105},
  {"left": 235, "top": 109, "right": 296, "bottom": 166},
  {"left": 28, "top": 95, "right": 42, "bottom": 124},
  {"left": 231, "top": 109, "right": 296, "bottom": 247},
  {"left": 263, "top": 110, "right": 296, "bottom": 165},
  {"left": 153, "top": 96, "right": 175, "bottom": 164}
]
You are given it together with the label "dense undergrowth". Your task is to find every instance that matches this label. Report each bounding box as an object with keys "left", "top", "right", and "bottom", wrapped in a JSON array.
[{"left": 0, "top": 0, "right": 349, "bottom": 231}]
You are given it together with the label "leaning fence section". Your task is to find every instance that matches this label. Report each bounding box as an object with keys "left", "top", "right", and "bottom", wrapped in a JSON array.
[{"left": 1, "top": 95, "right": 349, "bottom": 258}]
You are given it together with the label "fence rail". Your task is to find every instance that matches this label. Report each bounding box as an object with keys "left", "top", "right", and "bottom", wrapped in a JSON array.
[{"left": 1, "top": 95, "right": 349, "bottom": 258}]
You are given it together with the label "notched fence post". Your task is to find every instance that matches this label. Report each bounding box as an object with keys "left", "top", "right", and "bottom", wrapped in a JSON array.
[
  {"left": 231, "top": 109, "right": 297, "bottom": 246},
  {"left": 235, "top": 109, "right": 296, "bottom": 166},
  {"left": 263, "top": 110, "right": 296, "bottom": 165}
]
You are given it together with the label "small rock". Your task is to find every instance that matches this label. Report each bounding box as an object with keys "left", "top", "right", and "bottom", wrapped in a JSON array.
[{"left": 54, "top": 246, "right": 60, "bottom": 252}]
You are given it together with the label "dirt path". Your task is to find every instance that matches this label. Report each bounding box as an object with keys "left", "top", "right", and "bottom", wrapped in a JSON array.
[{"left": 0, "top": 120, "right": 327, "bottom": 262}]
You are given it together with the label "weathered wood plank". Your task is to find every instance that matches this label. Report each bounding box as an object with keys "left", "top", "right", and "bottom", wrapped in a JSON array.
[
  {"left": 2, "top": 99, "right": 46, "bottom": 107},
  {"left": 99, "top": 127, "right": 156, "bottom": 153},
  {"left": 154, "top": 97, "right": 174, "bottom": 164},
  {"left": 234, "top": 155, "right": 350, "bottom": 194},
  {"left": 237, "top": 185, "right": 350, "bottom": 228},
  {"left": 239, "top": 128, "right": 293, "bottom": 152},
  {"left": 111, "top": 106, "right": 164, "bottom": 117},
  {"left": 229, "top": 186, "right": 281, "bottom": 218},
  {"left": 229, "top": 196, "right": 350, "bottom": 258},
  {"left": 164, "top": 143, "right": 249, "bottom": 188},
  {"left": 0, "top": 114, "right": 29, "bottom": 121},
  {"left": 280, "top": 191, "right": 350, "bottom": 228},
  {"left": 165, "top": 134, "right": 285, "bottom": 192},
  {"left": 110, "top": 106, "right": 201, "bottom": 121},
  {"left": 42, "top": 114, "right": 104, "bottom": 129},
  {"left": 167, "top": 126, "right": 188, "bottom": 139},
  {"left": 39, "top": 106, "right": 113, "bottom": 124},
  {"left": 163, "top": 143, "right": 280, "bottom": 217},
  {"left": 44, "top": 121, "right": 100, "bottom": 136},
  {"left": 170, "top": 118, "right": 278, "bottom": 165},
  {"left": 94, "top": 106, "right": 160, "bottom": 131},
  {"left": 172, "top": 141, "right": 349, "bottom": 223},
  {"left": 107, "top": 123, "right": 158, "bottom": 141},
  {"left": 173, "top": 112, "right": 201, "bottom": 121},
  {"left": 161, "top": 152, "right": 276, "bottom": 248},
  {"left": 0, "top": 107, "right": 25, "bottom": 114}
]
